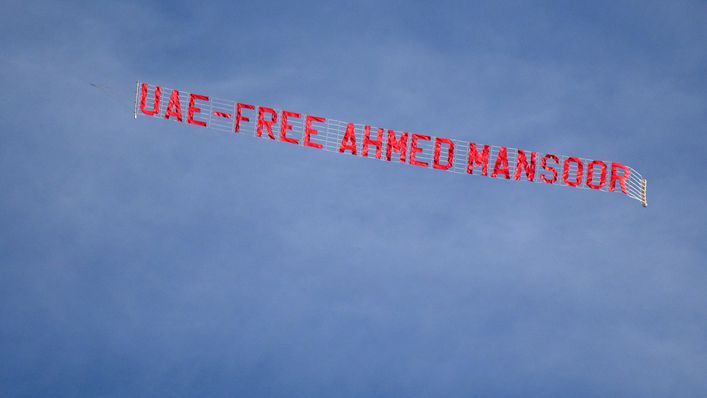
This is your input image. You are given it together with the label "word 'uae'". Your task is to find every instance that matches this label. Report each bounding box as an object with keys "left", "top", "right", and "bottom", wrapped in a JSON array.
[{"left": 138, "top": 83, "right": 632, "bottom": 195}]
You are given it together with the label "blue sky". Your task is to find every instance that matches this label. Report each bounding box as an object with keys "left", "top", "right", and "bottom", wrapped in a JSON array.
[{"left": 1, "top": 1, "right": 706, "bottom": 396}]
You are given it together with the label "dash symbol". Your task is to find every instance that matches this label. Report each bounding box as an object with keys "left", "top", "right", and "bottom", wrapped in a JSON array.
[{"left": 213, "top": 111, "right": 232, "bottom": 119}]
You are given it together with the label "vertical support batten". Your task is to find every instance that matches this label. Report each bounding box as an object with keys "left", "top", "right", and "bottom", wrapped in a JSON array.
[
  {"left": 133, "top": 81, "right": 140, "bottom": 119},
  {"left": 641, "top": 179, "right": 648, "bottom": 208}
]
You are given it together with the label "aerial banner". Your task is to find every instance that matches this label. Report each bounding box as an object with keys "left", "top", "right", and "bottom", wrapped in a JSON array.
[{"left": 134, "top": 81, "right": 648, "bottom": 207}]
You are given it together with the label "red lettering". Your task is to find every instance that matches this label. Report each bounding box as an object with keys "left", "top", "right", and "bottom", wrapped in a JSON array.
[
  {"left": 467, "top": 143, "right": 490, "bottom": 175},
  {"left": 187, "top": 94, "right": 209, "bottom": 127},
  {"left": 586, "top": 160, "right": 608, "bottom": 190},
  {"left": 563, "top": 157, "right": 584, "bottom": 187},
  {"left": 164, "top": 90, "right": 183, "bottom": 122},
  {"left": 235, "top": 103, "right": 255, "bottom": 133},
  {"left": 280, "top": 110, "right": 300, "bottom": 145},
  {"left": 410, "top": 134, "right": 431, "bottom": 167},
  {"left": 433, "top": 138, "right": 454, "bottom": 170},
  {"left": 257, "top": 107, "right": 277, "bottom": 139},
  {"left": 140, "top": 83, "right": 161, "bottom": 116},
  {"left": 339, "top": 123, "right": 358, "bottom": 154},
  {"left": 304, "top": 116, "right": 325, "bottom": 149},
  {"left": 362, "top": 126, "right": 384, "bottom": 159},
  {"left": 514, "top": 149, "right": 537, "bottom": 181},
  {"left": 386, "top": 130, "right": 408, "bottom": 162},
  {"left": 610, "top": 163, "right": 631, "bottom": 194},
  {"left": 492, "top": 147, "right": 510, "bottom": 179},
  {"left": 540, "top": 154, "right": 559, "bottom": 184}
]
